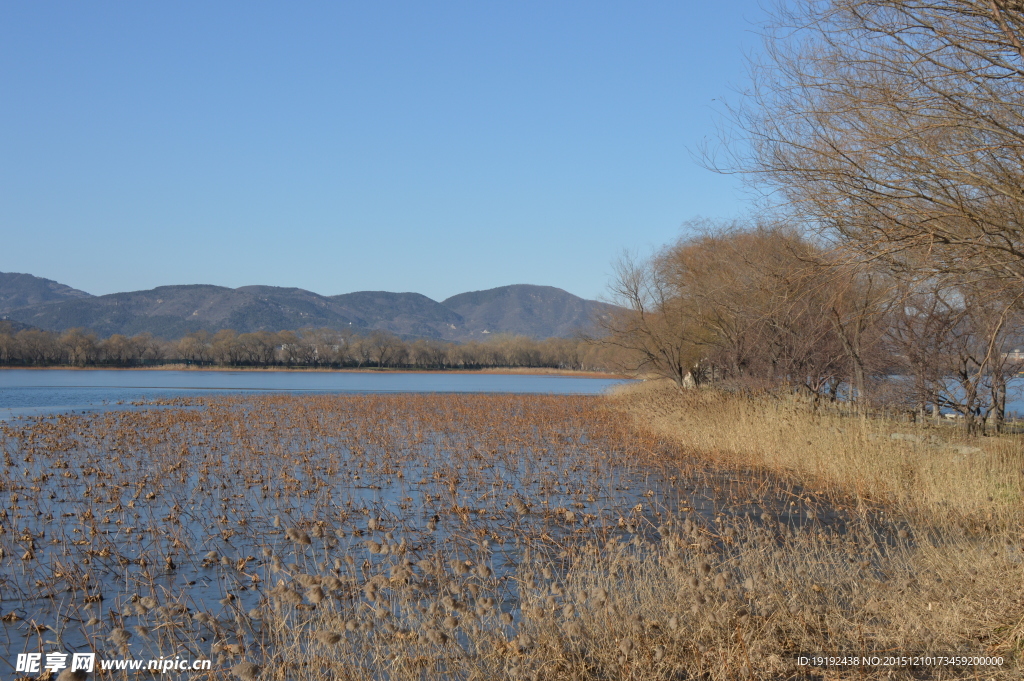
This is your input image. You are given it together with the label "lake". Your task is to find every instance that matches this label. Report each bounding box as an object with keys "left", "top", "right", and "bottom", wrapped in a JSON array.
[
  {"left": 0, "top": 375, "right": 861, "bottom": 677},
  {"left": 0, "top": 369, "right": 632, "bottom": 420},
  {"left": 0, "top": 390, "right": 834, "bottom": 671}
]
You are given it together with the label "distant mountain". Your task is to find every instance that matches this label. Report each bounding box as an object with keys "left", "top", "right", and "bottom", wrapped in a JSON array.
[
  {"left": 0, "top": 272, "right": 92, "bottom": 314},
  {"left": 0, "top": 273, "right": 616, "bottom": 341},
  {"left": 442, "top": 285, "right": 618, "bottom": 339},
  {"left": 328, "top": 291, "right": 464, "bottom": 338},
  {"left": 6, "top": 285, "right": 363, "bottom": 339}
]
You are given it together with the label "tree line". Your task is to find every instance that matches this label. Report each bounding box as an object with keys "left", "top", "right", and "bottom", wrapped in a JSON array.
[
  {"left": 602, "top": 0, "right": 1024, "bottom": 433},
  {"left": 602, "top": 222, "right": 1024, "bottom": 432},
  {"left": 0, "top": 324, "right": 618, "bottom": 373}
]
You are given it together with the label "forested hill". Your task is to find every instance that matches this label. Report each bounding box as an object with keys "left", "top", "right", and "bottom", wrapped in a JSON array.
[
  {"left": 0, "top": 273, "right": 617, "bottom": 340},
  {"left": 443, "top": 285, "right": 609, "bottom": 339},
  {"left": 0, "top": 272, "right": 93, "bottom": 312}
]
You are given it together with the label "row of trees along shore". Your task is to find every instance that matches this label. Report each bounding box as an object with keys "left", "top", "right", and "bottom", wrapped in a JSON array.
[
  {"left": 601, "top": 0, "right": 1024, "bottom": 434},
  {"left": 0, "top": 324, "right": 619, "bottom": 373}
]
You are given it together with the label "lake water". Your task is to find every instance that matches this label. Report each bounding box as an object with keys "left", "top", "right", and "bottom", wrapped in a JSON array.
[
  {"left": 0, "top": 373, "right": 855, "bottom": 667},
  {"left": 0, "top": 369, "right": 632, "bottom": 420},
  {"left": 0, "top": 390, "right": 835, "bottom": 663}
]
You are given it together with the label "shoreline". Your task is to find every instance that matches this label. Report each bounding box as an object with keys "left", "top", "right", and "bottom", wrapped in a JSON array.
[{"left": 0, "top": 365, "right": 631, "bottom": 380}]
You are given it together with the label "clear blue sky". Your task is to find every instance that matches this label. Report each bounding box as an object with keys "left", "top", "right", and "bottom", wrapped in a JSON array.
[{"left": 0, "top": 1, "right": 765, "bottom": 302}]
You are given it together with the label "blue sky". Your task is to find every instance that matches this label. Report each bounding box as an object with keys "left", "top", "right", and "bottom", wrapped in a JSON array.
[{"left": 0, "top": 1, "right": 765, "bottom": 302}]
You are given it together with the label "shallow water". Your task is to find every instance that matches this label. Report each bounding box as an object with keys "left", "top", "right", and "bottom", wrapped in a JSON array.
[
  {"left": 0, "top": 392, "right": 844, "bottom": 670},
  {"left": 0, "top": 369, "right": 631, "bottom": 420}
]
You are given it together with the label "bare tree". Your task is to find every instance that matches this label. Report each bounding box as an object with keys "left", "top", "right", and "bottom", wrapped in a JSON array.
[
  {"left": 409, "top": 339, "right": 449, "bottom": 369},
  {"left": 704, "top": 0, "right": 1024, "bottom": 428},
  {"left": 60, "top": 328, "right": 98, "bottom": 366},
  {"left": 365, "top": 330, "right": 406, "bottom": 369},
  {"left": 236, "top": 332, "right": 277, "bottom": 365},
  {"left": 130, "top": 333, "right": 164, "bottom": 362},
  {"left": 641, "top": 221, "right": 852, "bottom": 397},
  {"left": 821, "top": 259, "right": 896, "bottom": 407},
  {"left": 724, "top": 0, "right": 1024, "bottom": 284},
  {"left": 0, "top": 323, "right": 17, "bottom": 364},
  {"left": 887, "top": 276, "right": 1024, "bottom": 432},
  {"left": 599, "top": 251, "right": 708, "bottom": 390},
  {"left": 16, "top": 329, "right": 60, "bottom": 364},
  {"left": 210, "top": 330, "right": 243, "bottom": 365},
  {"left": 177, "top": 331, "right": 212, "bottom": 363}
]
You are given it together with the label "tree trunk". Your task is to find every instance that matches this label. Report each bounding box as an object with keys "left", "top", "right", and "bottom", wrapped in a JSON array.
[
  {"left": 853, "top": 361, "right": 866, "bottom": 411},
  {"left": 993, "top": 379, "right": 1007, "bottom": 434},
  {"left": 963, "top": 406, "right": 981, "bottom": 436}
]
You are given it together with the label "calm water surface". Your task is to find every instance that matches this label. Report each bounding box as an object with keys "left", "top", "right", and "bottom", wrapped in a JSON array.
[{"left": 0, "top": 369, "right": 631, "bottom": 420}]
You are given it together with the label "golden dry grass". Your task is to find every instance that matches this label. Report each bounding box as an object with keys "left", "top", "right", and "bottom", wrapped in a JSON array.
[
  {"left": 603, "top": 379, "right": 1024, "bottom": 675},
  {"left": 1, "top": 388, "right": 1021, "bottom": 680},
  {"left": 610, "top": 379, "right": 1024, "bottom": 528}
]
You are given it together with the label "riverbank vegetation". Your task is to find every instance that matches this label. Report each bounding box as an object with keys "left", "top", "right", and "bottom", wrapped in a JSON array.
[
  {"left": 2, "top": 390, "right": 1021, "bottom": 680},
  {"left": 611, "top": 380, "right": 1024, "bottom": 677},
  {"left": 599, "top": 0, "right": 1024, "bottom": 436},
  {"left": 600, "top": 220, "right": 1024, "bottom": 435},
  {"left": 614, "top": 380, "right": 1024, "bottom": 528}
]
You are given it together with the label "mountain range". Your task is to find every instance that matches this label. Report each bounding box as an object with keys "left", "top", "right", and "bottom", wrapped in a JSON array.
[{"left": 0, "top": 272, "right": 616, "bottom": 341}]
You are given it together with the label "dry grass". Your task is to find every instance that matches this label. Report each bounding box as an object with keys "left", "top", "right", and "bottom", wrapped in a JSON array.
[
  {"left": 1, "top": 387, "right": 1022, "bottom": 680},
  {"left": 610, "top": 379, "right": 1024, "bottom": 528},
  {"left": 602, "top": 379, "right": 1024, "bottom": 675}
]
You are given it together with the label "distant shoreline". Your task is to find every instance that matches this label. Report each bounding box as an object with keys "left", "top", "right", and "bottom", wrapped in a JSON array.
[{"left": 0, "top": 365, "right": 631, "bottom": 380}]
